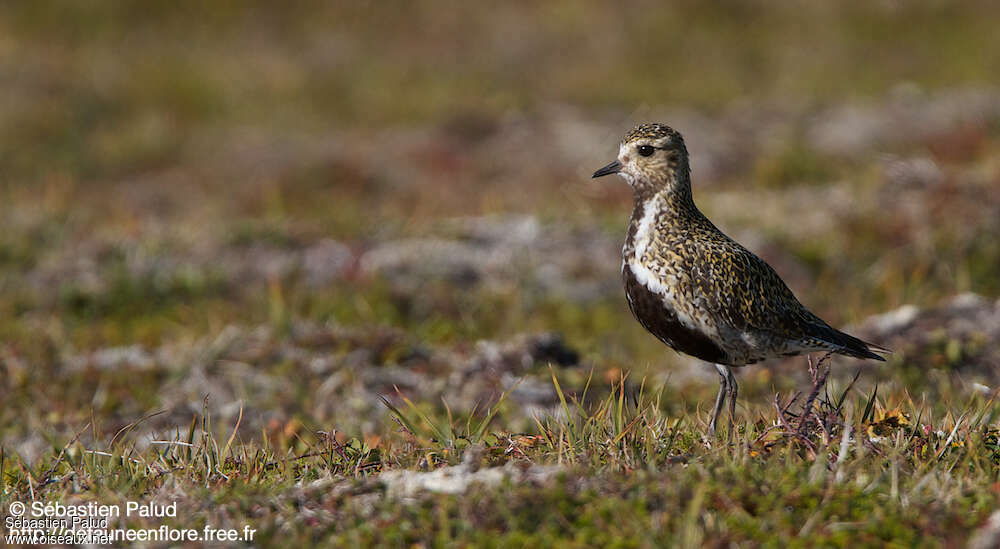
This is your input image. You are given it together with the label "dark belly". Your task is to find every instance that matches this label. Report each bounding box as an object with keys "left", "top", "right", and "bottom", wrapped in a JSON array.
[{"left": 623, "top": 265, "right": 729, "bottom": 364}]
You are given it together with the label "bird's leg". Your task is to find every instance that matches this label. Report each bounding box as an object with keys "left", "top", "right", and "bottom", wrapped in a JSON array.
[
  {"left": 709, "top": 364, "right": 729, "bottom": 437},
  {"left": 726, "top": 367, "right": 739, "bottom": 437}
]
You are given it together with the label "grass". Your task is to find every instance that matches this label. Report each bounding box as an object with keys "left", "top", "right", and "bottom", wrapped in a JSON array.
[{"left": 4, "top": 371, "right": 999, "bottom": 547}]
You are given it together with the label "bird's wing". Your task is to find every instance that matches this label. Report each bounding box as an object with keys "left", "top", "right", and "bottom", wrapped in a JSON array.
[
  {"left": 691, "top": 236, "right": 885, "bottom": 360},
  {"left": 690, "top": 236, "right": 806, "bottom": 335}
]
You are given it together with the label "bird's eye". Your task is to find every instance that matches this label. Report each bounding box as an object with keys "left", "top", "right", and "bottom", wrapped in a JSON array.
[{"left": 637, "top": 145, "right": 655, "bottom": 157}]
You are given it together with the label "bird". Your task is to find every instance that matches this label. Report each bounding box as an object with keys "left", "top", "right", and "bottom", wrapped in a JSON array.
[{"left": 592, "top": 123, "right": 887, "bottom": 436}]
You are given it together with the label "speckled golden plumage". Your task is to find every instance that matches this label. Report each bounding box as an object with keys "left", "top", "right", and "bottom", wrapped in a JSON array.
[{"left": 593, "top": 123, "right": 886, "bottom": 436}]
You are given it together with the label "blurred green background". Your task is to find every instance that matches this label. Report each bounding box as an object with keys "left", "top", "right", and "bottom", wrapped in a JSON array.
[{"left": 1, "top": 0, "right": 999, "bottom": 456}]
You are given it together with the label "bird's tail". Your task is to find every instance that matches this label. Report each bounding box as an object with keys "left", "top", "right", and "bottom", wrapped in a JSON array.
[{"left": 809, "top": 323, "right": 890, "bottom": 361}]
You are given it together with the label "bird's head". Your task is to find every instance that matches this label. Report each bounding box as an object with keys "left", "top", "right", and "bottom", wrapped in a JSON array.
[{"left": 592, "top": 123, "right": 690, "bottom": 197}]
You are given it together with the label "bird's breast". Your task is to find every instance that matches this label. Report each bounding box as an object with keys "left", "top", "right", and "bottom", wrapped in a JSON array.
[{"left": 621, "top": 259, "right": 729, "bottom": 364}]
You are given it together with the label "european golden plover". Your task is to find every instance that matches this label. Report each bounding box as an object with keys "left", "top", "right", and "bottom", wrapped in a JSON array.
[{"left": 593, "top": 123, "right": 886, "bottom": 436}]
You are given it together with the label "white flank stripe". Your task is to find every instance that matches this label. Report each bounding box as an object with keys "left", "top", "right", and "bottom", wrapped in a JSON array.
[
  {"left": 626, "top": 192, "right": 716, "bottom": 339},
  {"left": 632, "top": 193, "right": 662, "bottom": 259}
]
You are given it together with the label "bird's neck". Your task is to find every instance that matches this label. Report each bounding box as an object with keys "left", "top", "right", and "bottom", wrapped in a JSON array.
[
  {"left": 630, "top": 172, "right": 700, "bottom": 222},
  {"left": 628, "top": 165, "right": 695, "bottom": 206},
  {"left": 624, "top": 174, "right": 703, "bottom": 258}
]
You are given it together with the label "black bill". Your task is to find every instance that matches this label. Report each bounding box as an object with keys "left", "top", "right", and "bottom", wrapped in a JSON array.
[{"left": 592, "top": 160, "right": 622, "bottom": 178}]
